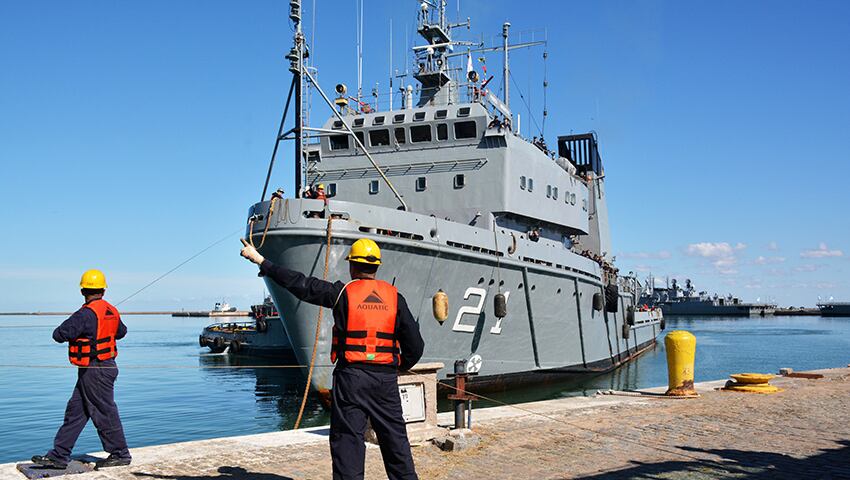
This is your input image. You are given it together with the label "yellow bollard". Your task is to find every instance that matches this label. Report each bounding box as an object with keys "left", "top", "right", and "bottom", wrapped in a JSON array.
[{"left": 665, "top": 330, "right": 698, "bottom": 396}]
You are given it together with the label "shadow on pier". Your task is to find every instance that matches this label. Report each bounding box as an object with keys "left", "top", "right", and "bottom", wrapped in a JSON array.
[
  {"left": 134, "top": 466, "right": 294, "bottom": 480},
  {"left": 571, "top": 440, "right": 850, "bottom": 479}
]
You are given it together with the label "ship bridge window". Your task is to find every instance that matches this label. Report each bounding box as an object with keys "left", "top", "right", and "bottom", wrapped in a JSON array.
[
  {"left": 353, "top": 118, "right": 364, "bottom": 127},
  {"left": 437, "top": 123, "right": 448, "bottom": 141},
  {"left": 332, "top": 120, "right": 343, "bottom": 130},
  {"left": 369, "top": 180, "right": 379, "bottom": 194},
  {"left": 520, "top": 176, "right": 527, "bottom": 190},
  {"left": 410, "top": 125, "right": 432, "bottom": 143},
  {"left": 413, "top": 111, "right": 426, "bottom": 122},
  {"left": 454, "top": 121, "right": 478, "bottom": 139},
  {"left": 372, "top": 116, "right": 385, "bottom": 126},
  {"left": 457, "top": 107, "right": 471, "bottom": 117},
  {"left": 354, "top": 131, "right": 365, "bottom": 146},
  {"left": 393, "top": 114, "right": 405, "bottom": 124},
  {"left": 369, "top": 129, "right": 390, "bottom": 147},
  {"left": 330, "top": 134, "right": 350, "bottom": 151},
  {"left": 416, "top": 176, "right": 427, "bottom": 191},
  {"left": 394, "top": 127, "right": 406, "bottom": 144},
  {"left": 454, "top": 174, "right": 465, "bottom": 189},
  {"left": 435, "top": 109, "right": 448, "bottom": 119}
]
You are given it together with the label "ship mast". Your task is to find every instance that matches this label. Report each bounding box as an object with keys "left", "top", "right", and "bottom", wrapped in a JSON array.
[{"left": 288, "top": 0, "right": 306, "bottom": 198}]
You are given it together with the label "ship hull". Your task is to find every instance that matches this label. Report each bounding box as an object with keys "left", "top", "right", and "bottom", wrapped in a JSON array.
[
  {"left": 818, "top": 304, "right": 850, "bottom": 317},
  {"left": 248, "top": 199, "right": 663, "bottom": 393},
  {"left": 660, "top": 303, "right": 775, "bottom": 316}
]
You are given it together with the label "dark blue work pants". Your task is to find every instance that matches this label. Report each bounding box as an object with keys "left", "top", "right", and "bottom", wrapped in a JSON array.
[
  {"left": 330, "top": 367, "right": 418, "bottom": 480},
  {"left": 48, "top": 360, "right": 130, "bottom": 463}
]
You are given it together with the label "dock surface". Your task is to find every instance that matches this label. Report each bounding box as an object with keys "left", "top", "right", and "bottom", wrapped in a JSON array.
[{"left": 3, "top": 368, "right": 848, "bottom": 479}]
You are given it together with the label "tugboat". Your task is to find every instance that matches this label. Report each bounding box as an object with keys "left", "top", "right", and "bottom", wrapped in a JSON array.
[
  {"left": 199, "top": 297, "right": 293, "bottom": 356},
  {"left": 642, "top": 278, "right": 776, "bottom": 316},
  {"left": 244, "top": 1, "right": 663, "bottom": 395}
]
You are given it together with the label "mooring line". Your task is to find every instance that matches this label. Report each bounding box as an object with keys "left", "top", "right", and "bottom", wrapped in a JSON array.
[
  {"left": 115, "top": 226, "right": 245, "bottom": 307},
  {"left": 294, "top": 214, "right": 334, "bottom": 429},
  {"left": 405, "top": 371, "right": 749, "bottom": 468},
  {"left": 0, "top": 364, "right": 335, "bottom": 369}
]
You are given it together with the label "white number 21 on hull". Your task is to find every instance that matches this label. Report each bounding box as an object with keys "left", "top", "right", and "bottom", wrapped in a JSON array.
[{"left": 451, "top": 287, "right": 510, "bottom": 335}]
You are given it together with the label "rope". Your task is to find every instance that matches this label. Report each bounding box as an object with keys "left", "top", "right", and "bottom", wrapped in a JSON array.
[
  {"left": 115, "top": 226, "right": 245, "bottom": 307},
  {"left": 248, "top": 196, "right": 281, "bottom": 249},
  {"left": 0, "top": 364, "right": 335, "bottom": 369},
  {"left": 294, "top": 214, "right": 334, "bottom": 429},
  {"left": 405, "top": 371, "right": 740, "bottom": 468}
]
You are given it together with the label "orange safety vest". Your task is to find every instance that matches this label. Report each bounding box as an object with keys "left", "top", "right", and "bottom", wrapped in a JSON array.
[
  {"left": 68, "top": 299, "right": 120, "bottom": 367},
  {"left": 331, "top": 280, "right": 399, "bottom": 366}
]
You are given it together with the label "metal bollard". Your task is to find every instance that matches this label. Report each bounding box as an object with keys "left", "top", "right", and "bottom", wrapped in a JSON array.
[
  {"left": 665, "top": 330, "right": 698, "bottom": 396},
  {"left": 447, "top": 359, "right": 477, "bottom": 429}
]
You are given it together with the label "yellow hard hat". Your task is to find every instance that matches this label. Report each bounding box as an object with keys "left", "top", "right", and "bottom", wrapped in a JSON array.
[
  {"left": 317, "top": 183, "right": 325, "bottom": 189},
  {"left": 80, "top": 269, "right": 107, "bottom": 289},
  {"left": 346, "top": 238, "right": 381, "bottom": 265}
]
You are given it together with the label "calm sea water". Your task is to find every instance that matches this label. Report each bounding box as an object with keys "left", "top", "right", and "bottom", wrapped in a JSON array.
[{"left": 1, "top": 314, "right": 848, "bottom": 463}]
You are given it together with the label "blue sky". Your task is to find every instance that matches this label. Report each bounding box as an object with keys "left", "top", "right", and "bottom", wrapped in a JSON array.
[{"left": 1, "top": 0, "right": 848, "bottom": 311}]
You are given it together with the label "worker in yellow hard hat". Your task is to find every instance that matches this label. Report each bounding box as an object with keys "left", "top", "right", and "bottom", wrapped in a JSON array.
[
  {"left": 240, "top": 237, "right": 423, "bottom": 479},
  {"left": 32, "top": 270, "right": 132, "bottom": 470}
]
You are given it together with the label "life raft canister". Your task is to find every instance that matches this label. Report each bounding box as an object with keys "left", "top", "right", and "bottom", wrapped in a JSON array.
[
  {"left": 68, "top": 299, "right": 120, "bottom": 366},
  {"left": 331, "top": 279, "right": 399, "bottom": 366}
]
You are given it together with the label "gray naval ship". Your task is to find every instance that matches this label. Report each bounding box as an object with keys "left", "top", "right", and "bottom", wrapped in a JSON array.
[
  {"left": 245, "top": 1, "right": 664, "bottom": 395},
  {"left": 817, "top": 300, "right": 850, "bottom": 317},
  {"left": 642, "top": 278, "right": 776, "bottom": 317}
]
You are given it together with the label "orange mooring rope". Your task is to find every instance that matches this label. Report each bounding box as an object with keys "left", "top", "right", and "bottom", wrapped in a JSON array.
[{"left": 294, "top": 214, "right": 333, "bottom": 429}]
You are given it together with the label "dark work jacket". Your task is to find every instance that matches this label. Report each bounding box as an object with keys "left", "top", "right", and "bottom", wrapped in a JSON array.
[
  {"left": 53, "top": 300, "right": 128, "bottom": 364},
  {"left": 259, "top": 260, "right": 425, "bottom": 373}
]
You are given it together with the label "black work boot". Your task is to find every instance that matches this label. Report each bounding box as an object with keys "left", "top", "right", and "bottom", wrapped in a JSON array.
[
  {"left": 31, "top": 455, "right": 68, "bottom": 469},
  {"left": 95, "top": 453, "right": 131, "bottom": 470}
]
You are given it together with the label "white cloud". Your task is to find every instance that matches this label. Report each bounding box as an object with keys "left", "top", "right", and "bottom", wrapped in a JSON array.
[
  {"left": 753, "top": 256, "right": 786, "bottom": 265},
  {"left": 800, "top": 243, "right": 843, "bottom": 258},
  {"left": 767, "top": 241, "right": 779, "bottom": 251},
  {"left": 686, "top": 242, "right": 746, "bottom": 275},
  {"left": 794, "top": 264, "right": 821, "bottom": 273}
]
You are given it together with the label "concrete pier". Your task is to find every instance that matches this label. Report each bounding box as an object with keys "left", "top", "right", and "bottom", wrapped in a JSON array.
[{"left": 3, "top": 367, "right": 848, "bottom": 479}]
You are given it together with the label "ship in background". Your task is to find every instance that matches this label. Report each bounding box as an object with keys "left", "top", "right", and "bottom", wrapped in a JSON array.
[
  {"left": 641, "top": 277, "right": 776, "bottom": 317},
  {"left": 244, "top": 0, "right": 663, "bottom": 396},
  {"left": 817, "top": 299, "right": 850, "bottom": 317}
]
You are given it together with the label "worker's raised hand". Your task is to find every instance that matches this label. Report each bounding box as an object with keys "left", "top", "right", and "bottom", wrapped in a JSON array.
[{"left": 240, "top": 238, "right": 265, "bottom": 265}]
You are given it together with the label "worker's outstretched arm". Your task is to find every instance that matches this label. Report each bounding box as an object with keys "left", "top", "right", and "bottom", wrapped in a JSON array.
[
  {"left": 396, "top": 294, "right": 425, "bottom": 371},
  {"left": 240, "top": 239, "right": 341, "bottom": 308}
]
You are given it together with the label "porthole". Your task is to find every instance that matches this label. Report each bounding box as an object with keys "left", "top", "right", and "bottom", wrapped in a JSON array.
[
  {"left": 570, "top": 193, "right": 576, "bottom": 205},
  {"left": 369, "top": 180, "right": 379, "bottom": 194},
  {"left": 520, "top": 176, "right": 527, "bottom": 190},
  {"left": 415, "top": 176, "right": 427, "bottom": 192},
  {"left": 528, "top": 178, "right": 534, "bottom": 192},
  {"left": 546, "top": 185, "right": 552, "bottom": 198},
  {"left": 553, "top": 187, "right": 558, "bottom": 200}
]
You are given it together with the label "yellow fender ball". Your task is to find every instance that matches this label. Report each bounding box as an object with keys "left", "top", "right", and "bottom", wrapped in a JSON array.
[{"left": 433, "top": 290, "right": 448, "bottom": 323}]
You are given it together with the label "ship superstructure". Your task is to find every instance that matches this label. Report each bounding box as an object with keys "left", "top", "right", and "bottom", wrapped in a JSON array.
[{"left": 246, "top": 1, "right": 664, "bottom": 395}]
